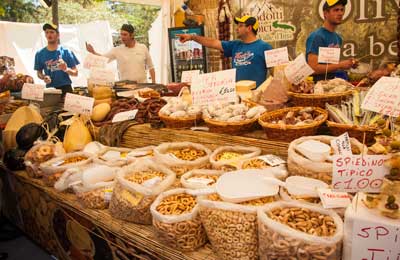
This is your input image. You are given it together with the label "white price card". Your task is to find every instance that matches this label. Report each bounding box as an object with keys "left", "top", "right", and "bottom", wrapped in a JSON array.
[
  {"left": 21, "top": 83, "right": 44, "bottom": 101},
  {"left": 181, "top": 70, "right": 200, "bottom": 83},
  {"left": 284, "top": 53, "right": 314, "bottom": 84},
  {"left": 63, "top": 93, "right": 94, "bottom": 115},
  {"left": 264, "top": 47, "right": 289, "bottom": 68},
  {"left": 351, "top": 219, "right": 400, "bottom": 260},
  {"left": 83, "top": 53, "right": 108, "bottom": 69},
  {"left": 89, "top": 67, "right": 116, "bottom": 84},
  {"left": 331, "top": 132, "right": 353, "bottom": 155},
  {"left": 191, "top": 69, "right": 236, "bottom": 106},
  {"left": 258, "top": 155, "right": 286, "bottom": 167},
  {"left": 318, "top": 47, "right": 341, "bottom": 64},
  {"left": 361, "top": 76, "right": 400, "bottom": 117},
  {"left": 112, "top": 109, "right": 138, "bottom": 123},
  {"left": 332, "top": 154, "right": 390, "bottom": 192},
  {"left": 317, "top": 188, "right": 351, "bottom": 209}
]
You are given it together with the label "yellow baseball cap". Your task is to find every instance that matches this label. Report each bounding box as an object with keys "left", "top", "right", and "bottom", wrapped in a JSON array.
[
  {"left": 234, "top": 16, "right": 259, "bottom": 31},
  {"left": 43, "top": 23, "right": 58, "bottom": 32},
  {"left": 323, "top": 0, "right": 347, "bottom": 10}
]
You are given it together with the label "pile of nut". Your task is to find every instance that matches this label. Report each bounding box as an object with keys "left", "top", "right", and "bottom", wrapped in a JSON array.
[
  {"left": 167, "top": 148, "right": 207, "bottom": 161},
  {"left": 215, "top": 151, "right": 244, "bottom": 161},
  {"left": 241, "top": 158, "right": 271, "bottom": 169},
  {"left": 124, "top": 170, "right": 166, "bottom": 184},
  {"left": 269, "top": 107, "right": 325, "bottom": 126},
  {"left": 59, "top": 156, "right": 88, "bottom": 166},
  {"left": 76, "top": 187, "right": 113, "bottom": 210},
  {"left": 42, "top": 171, "right": 64, "bottom": 187}
]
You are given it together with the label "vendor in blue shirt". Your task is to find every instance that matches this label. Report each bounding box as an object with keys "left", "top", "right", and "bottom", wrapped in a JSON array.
[
  {"left": 34, "top": 23, "right": 79, "bottom": 95},
  {"left": 306, "top": 0, "right": 358, "bottom": 82},
  {"left": 177, "top": 16, "right": 272, "bottom": 88}
]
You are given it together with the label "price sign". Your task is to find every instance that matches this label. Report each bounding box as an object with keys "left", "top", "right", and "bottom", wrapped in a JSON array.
[
  {"left": 89, "top": 67, "right": 116, "bottom": 84},
  {"left": 64, "top": 93, "right": 94, "bottom": 115},
  {"left": 83, "top": 53, "right": 108, "bottom": 69},
  {"left": 112, "top": 109, "right": 138, "bottom": 123},
  {"left": 318, "top": 47, "right": 341, "bottom": 64},
  {"left": 331, "top": 132, "right": 353, "bottom": 155},
  {"left": 361, "top": 77, "right": 400, "bottom": 117},
  {"left": 21, "top": 83, "right": 44, "bottom": 101},
  {"left": 351, "top": 219, "right": 400, "bottom": 260},
  {"left": 191, "top": 69, "right": 236, "bottom": 106},
  {"left": 181, "top": 70, "right": 200, "bottom": 83},
  {"left": 264, "top": 47, "right": 289, "bottom": 68},
  {"left": 332, "top": 155, "right": 390, "bottom": 192},
  {"left": 317, "top": 188, "right": 351, "bottom": 209},
  {"left": 284, "top": 53, "right": 314, "bottom": 84}
]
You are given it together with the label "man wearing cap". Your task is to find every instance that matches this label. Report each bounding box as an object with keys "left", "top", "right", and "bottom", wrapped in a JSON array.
[
  {"left": 34, "top": 23, "right": 79, "bottom": 95},
  {"left": 177, "top": 16, "right": 272, "bottom": 88},
  {"left": 86, "top": 24, "right": 155, "bottom": 83},
  {"left": 306, "top": 0, "right": 358, "bottom": 82}
]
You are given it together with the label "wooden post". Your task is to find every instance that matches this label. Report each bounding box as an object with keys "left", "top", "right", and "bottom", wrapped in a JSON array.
[
  {"left": 398, "top": 6, "right": 400, "bottom": 63},
  {"left": 52, "top": 0, "right": 59, "bottom": 27}
]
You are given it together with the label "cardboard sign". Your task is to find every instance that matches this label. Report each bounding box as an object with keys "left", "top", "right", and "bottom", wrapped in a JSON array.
[
  {"left": 331, "top": 132, "right": 353, "bottom": 155},
  {"left": 352, "top": 219, "right": 400, "bottom": 260},
  {"left": 317, "top": 188, "right": 351, "bottom": 208},
  {"left": 89, "top": 67, "right": 116, "bottom": 84},
  {"left": 181, "top": 70, "right": 200, "bottom": 83},
  {"left": 83, "top": 53, "right": 108, "bottom": 69},
  {"left": 191, "top": 69, "right": 236, "bottom": 106},
  {"left": 258, "top": 155, "right": 286, "bottom": 167},
  {"left": 318, "top": 47, "right": 341, "bottom": 64},
  {"left": 361, "top": 77, "right": 400, "bottom": 117},
  {"left": 64, "top": 93, "right": 94, "bottom": 115},
  {"left": 284, "top": 53, "right": 314, "bottom": 84},
  {"left": 21, "top": 83, "right": 44, "bottom": 101},
  {"left": 112, "top": 109, "right": 138, "bottom": 123},
  {"left": 264, "top": 47, "right": 289, "bottom": 68},
  {"left": 332, "top": 155, "right": 390, "bottom": 192}
]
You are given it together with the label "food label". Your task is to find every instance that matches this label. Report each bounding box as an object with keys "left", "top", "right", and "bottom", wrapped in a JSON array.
[
  {"left": 332, "top": 155, "right": 390, "bottom": 192},
  {"left": 318, "top": 47, "right": 341, "bottom": 64},
  {"left": 121, "top": 190, "right": 143, "bottom": 206},
  {"left": 21, "top": 83, "right": 44, "bottom": 101},
  {"left": 83, "top": 53, "right": 108, "bottom": 69},
  {"left": 191, "top": 69, "right": 236, "bottom": 106},
  {"left": 331, "top": 132, "right": 353, "bottom": 156},
  {"left": 111, "top": 109, "right": 138, "bottom": 123},
  {"left": 64, "top": 93, "right": 94, "bottom": 116},
  {"left": 103, "top": 188, "right": 113, "bottom": 202},
  {"left": 284, "top": 53, "right": 314, "bottom": 84},
  {"left": 89, "top": 67, "right": 116, "bottom": 84},
  {"left": 181, "top": 70, "right": 200, "bottom": 83},
  {"left": 258, "top": 155, "right": 286, "bottom": 167},
  {"left": 361, "top": 76, "right": 400, "bottom": 117},
  {"left": 317, "top": 188, "right": 351, "bottom": 208},
  {"left": 264, "top": 47, "right": 290, "bottom": 68},
  {"left": 351, "top": 219, "right": 400, "bottom": 260},
  {"left": 187, "top": 177, "right": 213, "bottom": 185}
]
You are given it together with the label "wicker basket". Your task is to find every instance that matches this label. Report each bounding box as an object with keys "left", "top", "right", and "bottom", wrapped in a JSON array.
[
  {"left": 258, "top": 107, "right": 328, "bottom": 142},
  {"left": 159, "top": 112, "right": 202, "bottom": 129},
  {"left": 327, "top": 121, "right": 378, "bottom": 145},
  {"left": 288, "top": 90, "right": 353, "bottom": 108},
  {"left": 203, "top": 116, "right": 258, "bottom": 135}
]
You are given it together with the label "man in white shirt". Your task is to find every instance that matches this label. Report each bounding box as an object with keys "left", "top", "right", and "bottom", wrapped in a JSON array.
[{"left": 86, "top": 24, "right": 155, "bottom": 83}]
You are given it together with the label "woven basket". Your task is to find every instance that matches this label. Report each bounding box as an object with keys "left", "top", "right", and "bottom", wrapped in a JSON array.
[
  {"left": 288, "top": 90, "right": 353, "bottom": 108},
  {"left": 258, "top": 107, "right": 328, "bottom": 142},
  {"left": 327, "top": 121, "right": 378, "bottom": 145},
  {"left": 203, "top": 116, "right": 258, "bottom": 135},
  {"left": 159, "top": 112, "right": 202, "bottom": 129}
]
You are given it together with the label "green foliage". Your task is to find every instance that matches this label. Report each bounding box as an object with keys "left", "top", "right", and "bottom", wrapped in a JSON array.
[{"left": 0, "top": 0, "right": 39, "bottom": 22}]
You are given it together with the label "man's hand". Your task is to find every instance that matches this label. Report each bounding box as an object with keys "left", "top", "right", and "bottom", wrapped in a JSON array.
[
  {"left": 43, "top": 76, "right": 52, "bottom": 84},
  {"left": 58, "top": 59, "right": 67, "bottom": 71},
  {"left": 86, "top": 42, "right": 95, "bottom": 54},
  {"left": 176, "top": 34, "right": 192, "bottom": 43},
  {"left": 340, "top": 58, "right": 359, "bottom": 70}
]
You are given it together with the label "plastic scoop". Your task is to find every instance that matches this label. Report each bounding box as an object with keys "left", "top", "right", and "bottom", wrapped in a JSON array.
[
  {"left": 296, "top": 140, "right": 331, "bottom": 162},
  {"left": 285, "top": 176, "right": 328, "bottom": 197}
]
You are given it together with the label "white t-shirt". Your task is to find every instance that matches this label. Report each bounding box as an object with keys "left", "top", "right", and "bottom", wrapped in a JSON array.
[{"left": 104, "top": 43, "right": 154, "bottom": 83}]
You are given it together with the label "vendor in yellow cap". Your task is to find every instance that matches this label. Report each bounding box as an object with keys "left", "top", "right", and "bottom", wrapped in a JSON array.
[
  {"left": 306, "top": 0, "right": 358, "bottom": 82},
  {"left": 177, "top": 15, "right": 272, "bottom": 88}
]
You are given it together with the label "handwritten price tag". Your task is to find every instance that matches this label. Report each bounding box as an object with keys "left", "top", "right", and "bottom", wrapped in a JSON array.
[
  {"left": 181, "top": 70, "right": 200, "bottom": 83},
  {"left": 361, "top": 77, "right": 400, "bottom": 117},
  {"left": 191, "top": 69, "right": 236, "bottom": 106},
  {"left": 83, "top": 53, "right": 108, "bottom": 69},
  {"left": 112, "top": 109, "right": 138, "bottom": 123},
  {"left": 64, "top": 93, "right": 94, "bottom": 115},
  {"left": 264, "top": 47, "right": 289, "bottom": 68},
  {"left": 332, "top": 155, "right": 390, "bottom": 192},
  {"left": 352, "top": 219, "right": 400, "bottom": 260},
  {"left": 318, "top": 47, "right": 341, "bottom": 64},
  {"left": 317, "top": 188, "right": 351, "bottom": 208},
  {"left": 89, "top": 67, "right": 116, "bottom": 84},
  {"left": 331, "top": 132, "right": 353, "bottom": 155},
  {"left": 21, "top": 83, "right": 44, "bottom": 101},
  {"left": 284, "top": 53, "right": 314, "bottom": 84}
]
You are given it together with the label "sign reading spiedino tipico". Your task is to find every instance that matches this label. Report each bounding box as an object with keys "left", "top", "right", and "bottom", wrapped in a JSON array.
[{"left": 234, "top": 0, "right": 398, "bottom": 64}]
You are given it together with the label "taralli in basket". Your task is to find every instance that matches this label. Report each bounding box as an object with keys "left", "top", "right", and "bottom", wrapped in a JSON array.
[
  {"left": 156, "top": 193, "right": 197, "bottom": 215},
  {"left": 207, "top": 193, "right": 277, "bottom": 206},
  {"left": 124, "top": 170, "right": 166, "bottom": 184},
  {"left": 167, "top": 148, "right": 207, "bottom": 161}
]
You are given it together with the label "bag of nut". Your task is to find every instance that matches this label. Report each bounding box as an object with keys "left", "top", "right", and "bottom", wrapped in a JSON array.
[
  {"left": 24, "top": 141, "right": 65, "bottom": 178},
  {"left": 93, "top": 147, "right": 135, "bottom": 167},
  {"left": 39, "top": 152, "right": 93, "bottom": 187},
  {"left": 198, "top": 192, "right": 279, "bottom": 260},
  {"left": 258, "top": 201, "right": 343, "bottom": 260},
  {"left": 287, "top": 135, "right": 366, "bottom": 184},
  {"left": 209, "top": 146, "right": 261, "bottom": 171},
  {"left": 238, "top": 155, "right": 288, "bottom": 180},
  {"left": 154, "top": 142, "right": 212, "bottom": 177},
  {"left": 150, "top": 188, "right": 208, "bottom": 251},
  {"left": 180, "top": 169, "right": 224, "bottom": 189},
  {"left": 109, "top": 158, "right": 176, "bottom": 224}
]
